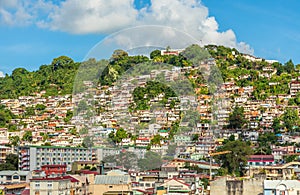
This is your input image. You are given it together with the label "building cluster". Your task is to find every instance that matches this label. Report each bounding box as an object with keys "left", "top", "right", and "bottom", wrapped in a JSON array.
[
  {"left": 2, "top": 151, "right": 300, "bottom": 194},
  {"left": 2, "top": 50, "right": 300, "bottom": 194}
]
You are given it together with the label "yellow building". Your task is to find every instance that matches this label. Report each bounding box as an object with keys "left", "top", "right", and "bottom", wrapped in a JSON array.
[
  {"left": 248, "top": 162, "right": 299, "bottom": 180},
  {"left": 157, "top": 178, "right": 190, "bottom": 195},
  {"left": 91, "top": 174, "right": 132, "bottom": 195},
  {"left": 71, "top": 161, "right": 99, "bottom": 173}
]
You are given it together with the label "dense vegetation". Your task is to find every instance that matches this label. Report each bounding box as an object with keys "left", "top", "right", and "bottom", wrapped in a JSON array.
[
  {"left": 131, "top": 81, "right": 177, "bottom": 111},
  {"left": 0, "top": 45, "right": 299, "bottom": 100},
  {"left": 0, "top": 56, "right": 79, "bottom": 99}
]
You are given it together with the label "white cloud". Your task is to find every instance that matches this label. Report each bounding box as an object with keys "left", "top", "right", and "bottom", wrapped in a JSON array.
[
  {"left": 0, "top": 1, "right": 32, "bottom": 26},
  {"left": 38, "top": 0, "right": 138, "bottom": 34},
  {"left": 0, "top": 0, "right": 254, "bottom": 54},
  {"left": 0, "top": 71, "right": 5, "bottom": 78},
  {"left": 0, "top": 0, "right": 56, "bottom": 26}
]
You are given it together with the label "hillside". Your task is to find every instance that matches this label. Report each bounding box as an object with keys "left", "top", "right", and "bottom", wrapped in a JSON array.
[
  {"left": 0, "top": 56, "right": 80, "bottom": 99},
  {"left": 1, "top": 45, "right": 298, "bottom": 100}
]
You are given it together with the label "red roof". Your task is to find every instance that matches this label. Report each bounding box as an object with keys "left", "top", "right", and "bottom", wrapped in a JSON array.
[
  {"left": 21, "top": 189, "right": 30, "bottom": 195},
  {"left": 30, "top": 177, "right": 69, "bottom": 181},
  {"left": 248, "top": 155, "right": 274, "bottom": 162},
  {"left": 62, "top": 175, "right": 80, "bottom": 183},
  {"left": 41, "top": 164, "right": 67, "bottom": 168},
  {"left": 79, "top": 170, "right": 99, "bottom": 175},
  {"left": 137, "top": 138, "right": 150, "bottom": 140},
  {"left": 30, "top": 176, "right": 79, "bottom": 182}
]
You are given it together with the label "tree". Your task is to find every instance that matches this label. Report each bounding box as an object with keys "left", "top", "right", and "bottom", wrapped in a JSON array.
[
  {"left": 64, "top": 110, "right": 73, "bottom": 123},
  {"left": 82, "top": 136, "right": 94, "bottom": 148},
  {"left": 9, "top": 136, "right": 20, "bottom": 146},
  {"left": 25, "top": 106, "right": 35, "bottom": 116},
  {"left": 284, "top": 59, "right": 294, "bottom": 73},
  {"left": 181, "top": 44, "right": 210, "bottom": 65},
  {"left": 0, "top": 105, "right": 15, "bottom": 127},
  {"left": 79, "top": 127, "right": 88, "bottom": 135},
  {"left": 256, "top": 133, "right": 277, "bottom": 155},
  {"left": 110, "top": 128, "right": 128, "bottom": 144},
  {"left": 282, "top": 108, "right": 299, "bottom": 132},
  {"left": 228, "top": 106, "right": 247, "bottom": 129},
  {"left": 0, "top": 153, "right": 18, "bottom": 171},
  {"left": 272, "top": 117, "right": 281, "bottom": 134},
  {"left": 138, "top": 151, "right": 163, "bottom": 171},
  {"left": 284, "top": 155, "right": 297, "bottom": 163},
  {"left": 214, "top": 140, "right": 253, "bottom": 176},
  {"left": 6, "top": 153, "right": 18, "bottom": 170},
  {"left": 0, "top": 163, "right": 15, "bottom": 171},
  {"left": 150, "top": 50, "right": 161, "bottom": 59},
  {"left": 295, "top": 93, "right": 300, "bottom": 105},
  {"left": 68, "top": 128, "right": 77, "bottom": 136},
  {"left": 110, "top": 49, "right": 128, "bottom": 62},
  {"left": 35, "top": 104, "right": 46, "bottom": 111},
  {"left": 228, "top": 134, "right": 235, "bottom": 141},
  {"left": 150, "top": 134, "right": 164, "bottom": 146},
  {"left": 192, "top": 134, "right": 199, "bottom": 141},
  {"left": 22, "top": 131, "right": 33, "bottom": 142},
  {"left": 104, "top": 151, "right": 138, "bottom": 170},
  {"left": 166, "top": 144, "right": 177, "bottom": 157},
  {"left": 52, "top": 56, "right": 74, "bottom": 70}
]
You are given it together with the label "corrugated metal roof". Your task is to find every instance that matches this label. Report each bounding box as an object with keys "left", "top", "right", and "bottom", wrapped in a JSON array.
[{"left": 94, "top": 175, "right": 130, "bottom": 185}]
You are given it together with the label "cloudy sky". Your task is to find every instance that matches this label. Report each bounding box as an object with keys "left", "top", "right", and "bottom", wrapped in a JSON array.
[{"left": 0, "top": 0, "right": 299, "bottom": 76}]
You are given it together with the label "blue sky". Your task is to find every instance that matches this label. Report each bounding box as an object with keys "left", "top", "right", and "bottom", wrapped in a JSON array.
[
  {"left": 202, "top": 0, "right": 300, "bottom": 65},
  {"left": 0, "top": 0, "right": 299, "bottom": 76}
]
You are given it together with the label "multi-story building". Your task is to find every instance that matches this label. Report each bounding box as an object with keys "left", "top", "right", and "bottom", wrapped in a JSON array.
[
  {"left": 0, "top": 170, "right": 29, "bottom": 184},
  {"left": 41, "top": 164, "right": 67, "bottom": 177},
  {"left": 30, "top": 177, "right": 71, "bottom": 195},
  {"left": 0, "top": 145, "right": 12, "bottom": 162},
  {"left": 290, "top": 81, "right": 300, "bottom": 96},
  {"left": 18, "top": 146, "right": 97, "bottom": 171},
  {"left": 247, "top": 155, "right": 275, "bottom": 166}
]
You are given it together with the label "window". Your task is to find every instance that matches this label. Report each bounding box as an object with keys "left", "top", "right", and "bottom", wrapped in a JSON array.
[
  {"left": 109, "top": 186, "right": 113, "bottom": 188},
  {"left": 13, "top": 175, "right": 19, "bottom": 180},
  {"left": 48, "top": 183, "right": 53, "bottom": 188},
  {"left": 35, "top": 183, "right": 40, "bottom": 188}
]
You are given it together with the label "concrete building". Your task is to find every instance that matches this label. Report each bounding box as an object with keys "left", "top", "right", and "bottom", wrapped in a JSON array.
[
  {"left": 0, "top": 146, "right": 12, "bottom": 162},
  {"left": 41, "top": 164, "right": 67, "bottom": 177},
  {"left": 0, "top": 171, "right": 30, "bottom": 184},
  {"left": 30, "top": 177, "right": 71, "bottom": 195},
  {"left": 264, "top": 180, "right": 300, "bottom": 195},
  {"left": 210, "top": 176, "right": 264, "bottom": 195},
  {"left": 18, "top": 146, "right": 97, "bottom": 171},
  {"left": 71, "top": 161, "right": 99, "bottom": 173},
  {"left": 92, "top": 174, "right": 132, "bottom": 195}
]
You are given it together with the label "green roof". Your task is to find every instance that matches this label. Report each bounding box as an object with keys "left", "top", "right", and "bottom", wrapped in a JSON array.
[
  {"left": 20, "top": 145, "right": 94, "bottom": 150},
  {"left": 159, "top": 129, "right": 168, "bottom": 133}
]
